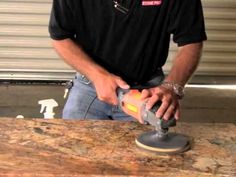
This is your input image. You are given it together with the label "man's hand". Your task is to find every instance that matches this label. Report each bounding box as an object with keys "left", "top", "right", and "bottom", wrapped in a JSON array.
[
  {"left": 92, "top": 72, "right": 130, "bottom": 105},
  {"left": 141, "top": 86, "right": 180, "bottom": 121},
  {"left": 141, "top": 42, "right": 203, "bottom": 121},
  {"left": 52, "top": 39, "right": 129, "bottom": 105}
]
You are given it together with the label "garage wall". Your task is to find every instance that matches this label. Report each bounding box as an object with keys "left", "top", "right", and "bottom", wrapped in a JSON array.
[
  {"left": 0, "top": 0, "right": 71, "bottom": 80},
  {"left": 166, "top": 0, "right": 236, "bottom": 83},
  {"left": 0, "top": 0, "right": 236, "bottom": 82}
]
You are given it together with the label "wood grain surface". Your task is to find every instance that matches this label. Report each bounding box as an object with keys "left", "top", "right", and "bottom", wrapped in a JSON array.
[{"left": 0, "top": 118, "right": 235, "bottom": 177}]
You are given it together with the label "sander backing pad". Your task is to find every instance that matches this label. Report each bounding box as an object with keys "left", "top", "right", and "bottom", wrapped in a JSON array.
[{"left": 135, "top": 131, "right": 190, "bottom": 154}]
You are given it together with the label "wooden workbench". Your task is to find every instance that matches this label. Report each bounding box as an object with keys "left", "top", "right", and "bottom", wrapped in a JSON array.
[{"left": 0, "top": 118, "right": 235, "bottom": 177}]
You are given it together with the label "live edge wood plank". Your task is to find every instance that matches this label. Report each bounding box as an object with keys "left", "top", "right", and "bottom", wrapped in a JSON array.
[{"left": 0, "top": 118, "right": 235, "bottom": 177}]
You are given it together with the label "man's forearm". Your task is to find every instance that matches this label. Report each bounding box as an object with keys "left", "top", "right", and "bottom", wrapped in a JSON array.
[
  {"left": 52, "top": 39, "right": 108, "bottom": 82},
  {"left": 165, "top": 42, "right": 203, "bottom": 86}
]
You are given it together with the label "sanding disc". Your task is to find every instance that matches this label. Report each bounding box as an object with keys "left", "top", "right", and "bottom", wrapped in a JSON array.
[{"left": 135, "top": 131, "right": 190, "bottom": 154}]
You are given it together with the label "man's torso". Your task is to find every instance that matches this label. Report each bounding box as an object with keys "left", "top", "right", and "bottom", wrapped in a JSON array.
[{"left": 68, "top": 0, "right": 172, "bottom": 83}]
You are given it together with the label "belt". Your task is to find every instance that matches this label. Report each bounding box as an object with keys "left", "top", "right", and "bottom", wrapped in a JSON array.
[
  {"left": 75, "top": 68, "right": 164, "bottom": 90},
  {"left": 130, "top": 68, "right": 164, "bottom": 89}
]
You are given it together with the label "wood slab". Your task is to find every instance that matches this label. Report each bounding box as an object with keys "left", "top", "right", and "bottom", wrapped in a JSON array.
[{"left": 0, "top": 118, "right": 235, "bottom": 176}]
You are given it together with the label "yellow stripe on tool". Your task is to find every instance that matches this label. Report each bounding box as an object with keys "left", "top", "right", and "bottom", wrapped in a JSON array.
[{"left": 125, "top": 103, "right": 138, "bottom": 113}]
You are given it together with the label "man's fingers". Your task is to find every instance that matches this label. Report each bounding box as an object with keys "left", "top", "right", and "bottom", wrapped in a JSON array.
[
  {"left": 146, "top": 94, "right": 160, "bottom": 110},
  {"left": 115, "top": 77, "right": 130, "bottom": 89},
  {"left": 98, "top": 92, "right": 118, "bottom": 105},
  {"left": 156, "top": 99, "right": 180, "bottom": 120},
  {"left": 110, "top": 92, "right": 119, "bottom": 105},
  {"left": 162, "top": 103, "right": 177, "bottom": 120},
  {"left": 174, "top": 104, "right": 180, "bottom": 120},
  {"left": 141, "top": 89, "right": 151, "bottom": 99},
  {"left": 155, "top": 101, "right": 169, "bottom": 118}
]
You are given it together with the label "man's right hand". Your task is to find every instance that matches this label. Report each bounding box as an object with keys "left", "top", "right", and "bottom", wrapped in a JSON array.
[
  {"left": 92, "top": 72, "right": 130, "bottom": 105},
  {"left": 52, "top": 39, "right": 129, "bottom": 105}
]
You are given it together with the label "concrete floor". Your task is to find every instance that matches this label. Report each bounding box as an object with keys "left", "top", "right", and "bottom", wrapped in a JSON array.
[{"left": 0, "top": 83, "right": 235, "bottom": 123}]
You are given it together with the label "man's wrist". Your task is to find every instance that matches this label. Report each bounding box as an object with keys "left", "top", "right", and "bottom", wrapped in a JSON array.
[{"left": 160, "top": 81, "right": 185, "bottom": 99}]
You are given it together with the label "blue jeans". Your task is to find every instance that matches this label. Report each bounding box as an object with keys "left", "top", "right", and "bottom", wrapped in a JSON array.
[{"left": 63, "top": 73, "right": 134, "bottom": 121}]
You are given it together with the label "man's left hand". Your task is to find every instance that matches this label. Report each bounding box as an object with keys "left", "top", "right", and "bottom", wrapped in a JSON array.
[{"left": 140, "top": 86, "right": 180, "bottom": 121}]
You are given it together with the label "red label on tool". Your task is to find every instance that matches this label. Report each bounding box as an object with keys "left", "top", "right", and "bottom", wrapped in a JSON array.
[{"left": 142, "top": 0, "right": 162, "bottom": 6}]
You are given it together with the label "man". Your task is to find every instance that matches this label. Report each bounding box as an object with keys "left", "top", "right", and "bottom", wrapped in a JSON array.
[{"left": 49, "top": 0, "right": 207, "bottom": 121}]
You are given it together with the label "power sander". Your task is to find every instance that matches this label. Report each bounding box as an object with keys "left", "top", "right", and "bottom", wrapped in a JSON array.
[{"left": 118, "top": 89, "right": 190, "bottom": 154}]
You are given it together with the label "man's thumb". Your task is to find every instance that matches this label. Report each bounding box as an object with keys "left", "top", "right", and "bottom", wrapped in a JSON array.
[{"left": 116, "top": 78, "right": 130, "bottom": 89}]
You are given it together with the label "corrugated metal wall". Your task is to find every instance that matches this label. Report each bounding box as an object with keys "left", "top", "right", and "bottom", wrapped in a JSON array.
[
  {"left": 166, "top": 0, "right": 236, "bottom": 82},
  {"left": 0, "top": 0, "right": 71, "bottom": 80},
  {"left": 0, "top": 0, "right": 236, "bottom": 82}
]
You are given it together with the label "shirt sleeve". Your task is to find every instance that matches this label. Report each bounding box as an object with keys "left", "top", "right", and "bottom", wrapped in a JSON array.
[
  {"left": 168, "top": 0, "right": 207, "bottom": 46},
  {"left": 48, "top": 0, "right": 75, "bottom": 40}
]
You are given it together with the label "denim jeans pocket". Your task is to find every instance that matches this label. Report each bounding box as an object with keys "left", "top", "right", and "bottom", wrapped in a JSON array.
[{"left": 75, "top": 72, "right": 91, "bottom": 85}]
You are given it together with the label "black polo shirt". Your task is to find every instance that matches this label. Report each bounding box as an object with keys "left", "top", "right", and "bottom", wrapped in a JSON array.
[{"left": 49, "top": 0, "right": 207, "bottom": 84}]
